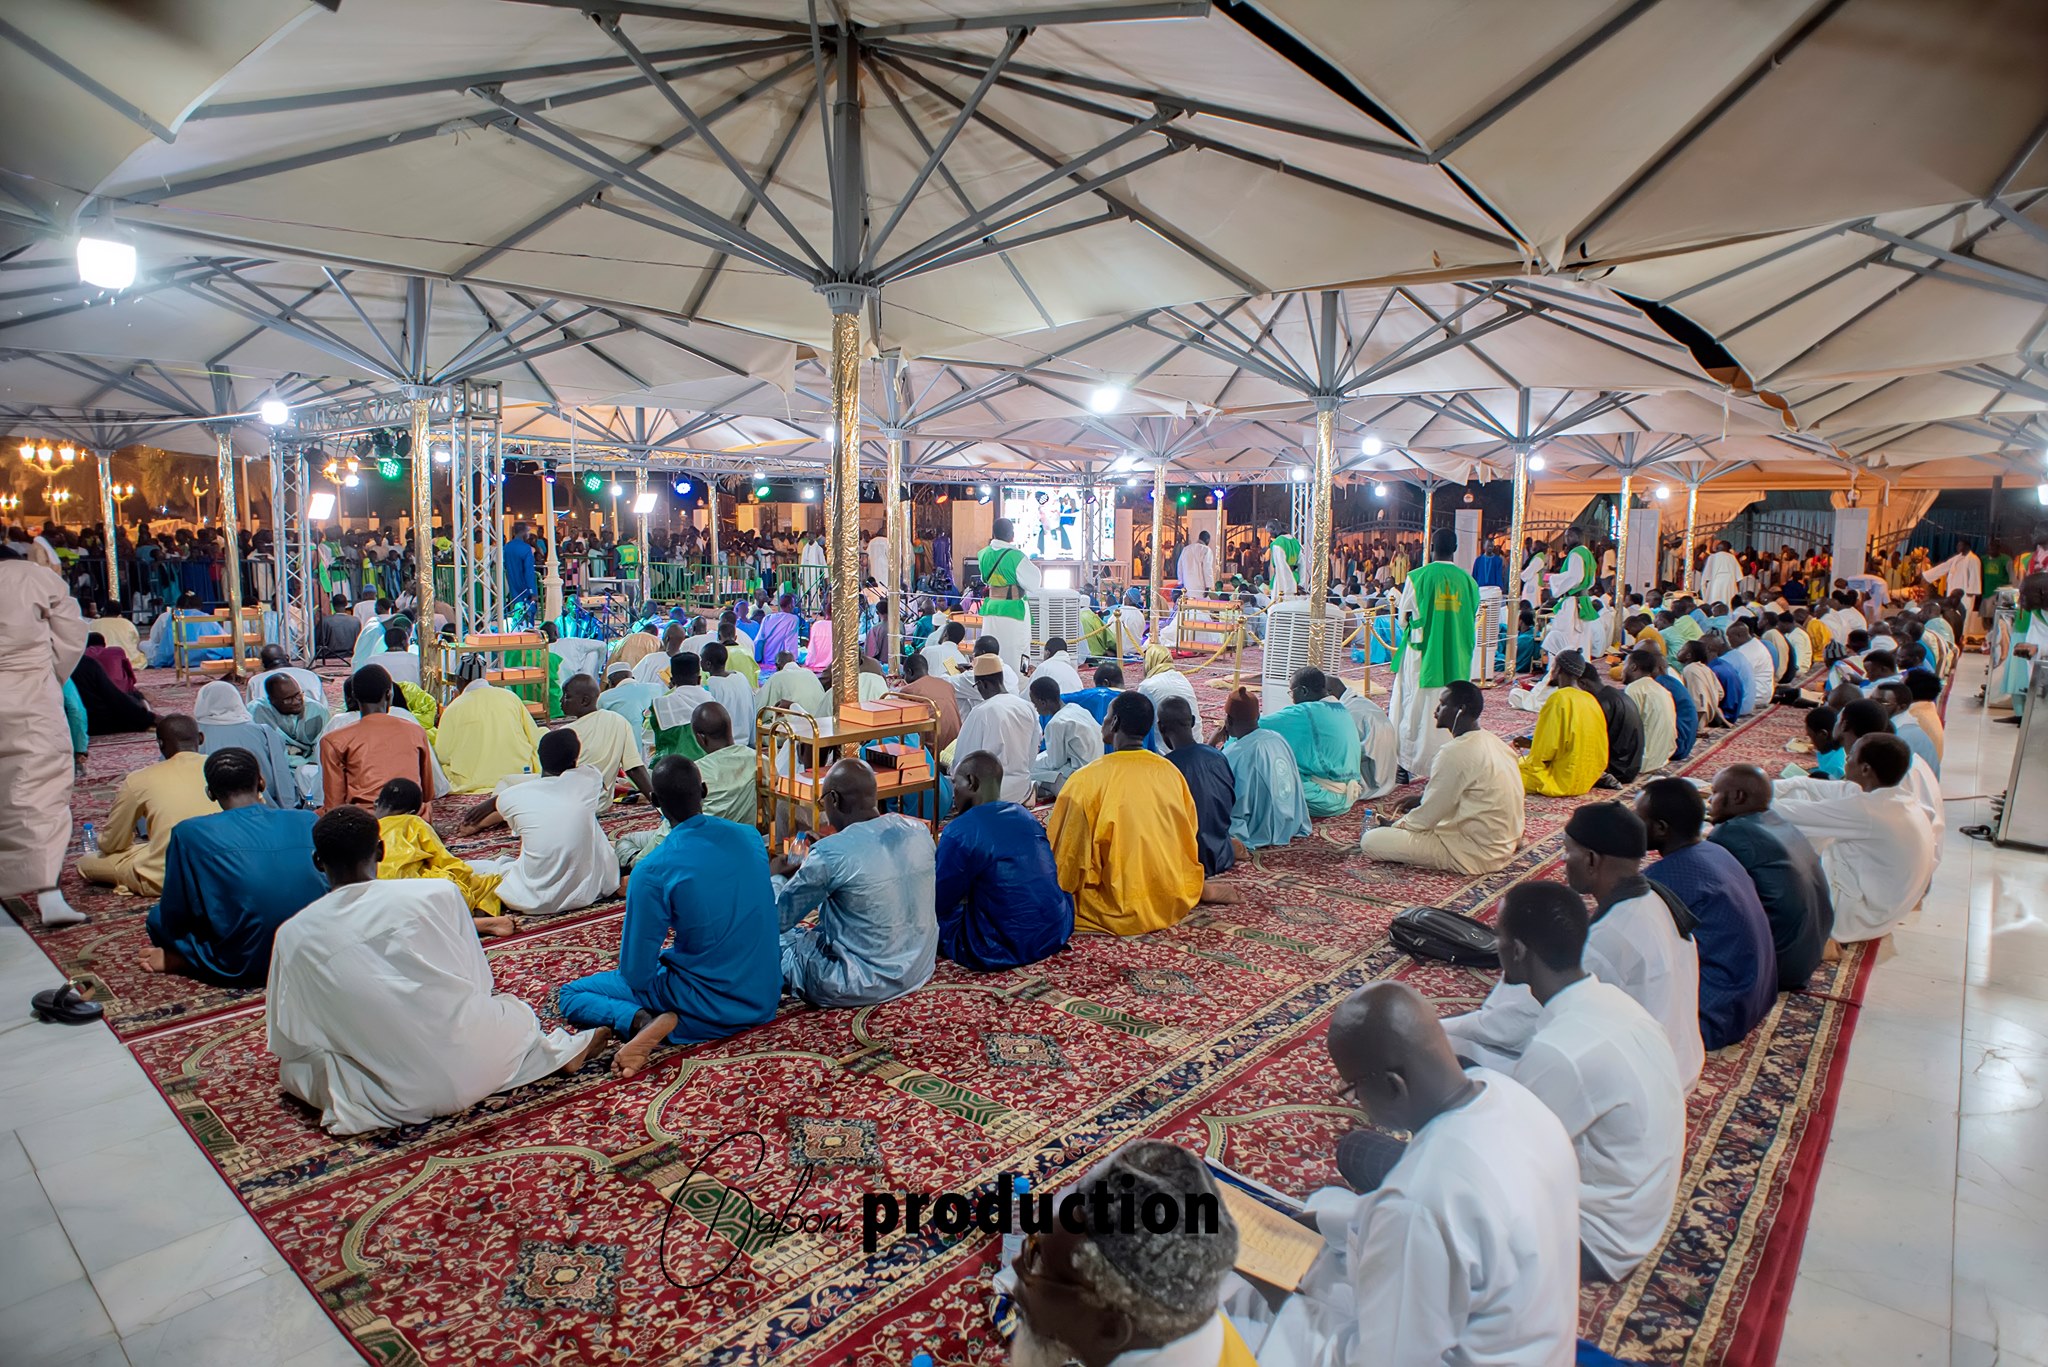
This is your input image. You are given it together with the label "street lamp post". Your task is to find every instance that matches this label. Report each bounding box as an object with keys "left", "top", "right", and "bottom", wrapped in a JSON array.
[{"left": 19, "top": 441, "right": 79, "bottom": 525}]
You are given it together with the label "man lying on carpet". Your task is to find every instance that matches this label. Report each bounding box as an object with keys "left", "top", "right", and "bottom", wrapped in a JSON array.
[
  {"left": 267, "top": 806, "right": 611, "bottom": 1135},
  {"left": 1255, "top": 980, "right": 1581, "bottom": 1365},
  {"left": 1359, "top": 681, "right": 1524, "bottom": 876},
  {"left": 1006, "top": 1140, "right": 1252, "bottom": 1367},
  {"left": 143, "top": 747, "right": 327, "bottom": 986},
  {"left": 772, "top": 757, "right": 938, "bottom": 1008},
  {"left": 558, "top": 754, "right": 781, "bottom": 1079},
  {"left": 455, "top": 728, "right": 620, "bottom": 917}
]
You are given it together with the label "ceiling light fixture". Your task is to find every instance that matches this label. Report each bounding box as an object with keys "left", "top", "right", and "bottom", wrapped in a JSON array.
[
  {"left": 259, "top": 398, "right": 290, "bottom": 426},
  {"left": 1360, "top": 434, "right": 1384, "bottom": 457},
  {"left": 76, "top": 236, "right": 136, "bottom": 290},
  {"left": 1088, "top": 384, "right": 1124, "bottom": 414}
]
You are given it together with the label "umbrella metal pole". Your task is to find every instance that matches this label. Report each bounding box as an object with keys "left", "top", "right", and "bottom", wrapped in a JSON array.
[
  {"left": 97, "top": 452, "right": 119, "bottom": 604},
  {"left": 410, "top": 391, "right": 440, "bottom": 698},
  {"left": 1615, "top": 472, "right": 1633, "bottom": 597},
  {"left": 1682, "top": 481, "right": 1699, "bottom": 595},
  {"left": 823, "top": 292, "right": 865, "bottom": 707},
  {"left": 1507, "top": 442, "right": 1529, "bottom": 686},
  {"left": 1305, "top": 398, "right": 1337, "bottom": 662},
  {"left": 540, "top": 467, "right": 562, "bottom": 622},
  {"left": 1149, "top": 460, "right": 1167, "bottom": 641},
  {"left": 885, "top": 428, "right": 904, "bottom": 673},
  {"left": 214, "top": 427, "right": 248, "bottom": 674}
]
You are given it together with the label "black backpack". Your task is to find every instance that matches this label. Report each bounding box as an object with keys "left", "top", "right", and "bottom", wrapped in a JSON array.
[{"left": 1390, "top": 906, "right": 1500, "bottom": 968}]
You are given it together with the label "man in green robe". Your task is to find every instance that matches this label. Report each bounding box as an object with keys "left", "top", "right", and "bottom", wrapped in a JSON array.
[
  {"left": 976, "top": 517, "right": 1039, "bottom": 669},
  {"left": 1259, "top": 665, "right": 1365, "bottom": 817},
  {"left": 1542, "top": 527, "right": 1601, "bottom": 658},
  {"left": 1391, "top": 527, "right": 1479, "bottom": 780},
  {"left": 1264, "top": 520, "right": 1302, "bottom": 598}
]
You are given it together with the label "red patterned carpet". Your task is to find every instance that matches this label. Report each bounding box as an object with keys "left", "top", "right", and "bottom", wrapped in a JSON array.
[{"left": 9, "top": 650, "right": 1872, "bottom": 1367}]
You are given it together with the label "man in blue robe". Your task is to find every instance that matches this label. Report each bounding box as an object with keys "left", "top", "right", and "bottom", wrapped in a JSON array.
[
  {"left": 1216, "top": 686, "right": 1312, "bottom": 850},
  {"left": 556, "top": 754, "right": 782, "bottom": 1076},
  {"left": 933, "top": 751, "right": 1073, "bottom": 971},
  {"left": 773, "top": 759, "right": 938, "bottom": 1007},
  {"left": 1061, "top": 660, "right": 1127, "bottom": 725},
  {"left": 1258, "top": 665, "right": 1365, "bottom": 816},
  {"left": 1158, "top": 696, "right": 1235, "bottom": 876},
  {"left": 143, "top": 747, "right": 325, "bottom": 986},
  {"left": 1638, "top": 778, "right": 1777, "bottom": 1049}
]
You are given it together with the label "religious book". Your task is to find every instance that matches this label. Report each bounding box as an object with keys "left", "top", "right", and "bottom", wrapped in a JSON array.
[{"left": 1204, "top": 1160, "right": 1322, "bottom": 1293}]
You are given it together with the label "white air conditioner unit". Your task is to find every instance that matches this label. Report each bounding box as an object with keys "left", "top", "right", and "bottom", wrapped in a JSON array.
[
  {"left": 1473, "top": 587, "right": 1505, "bottom": 683},
  {"left": 1260, "top": 600, "right": 1344, "bottom": 713},
  {"left": 1029, "top": 589, "right": 1083, "bottom": 654}
]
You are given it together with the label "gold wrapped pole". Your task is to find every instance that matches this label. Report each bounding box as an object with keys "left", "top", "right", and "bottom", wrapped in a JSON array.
[
  {"left": 635, "top": 466, "right": 651, "bottom": 603},
  {"left": 1614, "top": 472, "right": 1633, "bottom": 598},
  {"left": 1682, "top": 481, "right": 1699, "bottom": 594},
  {"left": 540, "top": 465, "right": 563, "bottom": 622},
  {"left": 707, "top": 479, "right": 722, "bottom": 601},
  {"left": 1148, "top": 459, "right": 1167, "bottom": 640},
  {"left": 884, "top": 429, "right": 905, "bottom": 674},
  {"left": 215, "top": 428, "right": 248, "bottom": 673},
  {"left": 97, "top": 452, "right": 119, "bottom": 604},
  {"left": 1421, "top": 481, "right": 1435, "bottom": 548},
  {"left": 825, "top": 301, "right": 863, "bottom": 706},
  {"left": 409, "top": 392, "right": 440, "bottom": 698},
  {"left": 1305, "top": 399, "right": 1337, "bottom": 659}
]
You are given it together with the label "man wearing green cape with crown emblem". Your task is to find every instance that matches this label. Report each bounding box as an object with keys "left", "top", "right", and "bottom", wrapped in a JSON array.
[
  {"left": 977, "top": 517, "right": 1040, "bottom": 670},
  {"left": 1390, "top": 527, "right": 1479, "bottom": 779}
]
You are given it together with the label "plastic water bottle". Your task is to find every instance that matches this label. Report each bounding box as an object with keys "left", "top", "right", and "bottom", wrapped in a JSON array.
[
  {"left": 911, "top": 1355, "right": 934, "bottom": 1367},
  {"left": 80, "top": 822, "right": 99, "bottom": 856},
  {"left": 1001, "top": 1175, "right": 1031, "bottom": 1267}
]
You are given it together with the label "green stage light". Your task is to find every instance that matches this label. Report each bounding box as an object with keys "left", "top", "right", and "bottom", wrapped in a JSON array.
[
  {"left": 581, "top": 472, "right": 604, "bottom": 494},
  {"left": 376, "top": 456, "right": 402, "bottom": 481},
  {"left": 754, "top": 483, "right": 772, "bottom": 498},
  {"left": 1175, "top": 489, "right": 1191, "bottom": 507}
]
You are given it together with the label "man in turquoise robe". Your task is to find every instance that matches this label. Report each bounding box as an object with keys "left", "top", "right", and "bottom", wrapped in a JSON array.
[
  {"left": 1217, "top": 686, "right": 1311, "bottom": 849},
  {"left": 1258, "top": 666, "right": 1365, "bottom": 817}
]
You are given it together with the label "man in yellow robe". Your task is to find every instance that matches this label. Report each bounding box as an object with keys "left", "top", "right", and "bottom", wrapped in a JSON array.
[
  {"left": 372, "top": 777, "right": 513, "bottom": 935},
  {"left": 1515, "top": 650, "right": 1609, "bottom": 797},
  {"left": 434, "top": 655, "right": 542, "bottom": 792},
  {"left": 78, "top": 716, "right": 221, "bottom": 896},
  {"left": 1048, "top": 691, "right": 1208, "bottom": 936}
]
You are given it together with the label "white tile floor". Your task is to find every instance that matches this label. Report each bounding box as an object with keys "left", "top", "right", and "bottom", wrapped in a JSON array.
[
  {"left": 1778, "top": 654, "right": 2048, "bottom": 1367},
  {"left": 0, "top": 655, "right": 2041, "bottom": 1365}
]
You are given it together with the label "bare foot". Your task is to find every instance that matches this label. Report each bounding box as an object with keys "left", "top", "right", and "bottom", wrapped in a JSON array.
[
  {"left": 139, "top": 948, "right": 167, "bottom": 973},
  {"left": 474, "top": 916, "right": 518, "bottom": 938},
  {"left": 1230, "top": 837, "right": 1251, "bottom": 863},
  {"left": 561, "top": 1027, "right": 613, "bottom": 1074},
  {"left": 1198, "top": 879, "right": 1242, "bottom": 905},
  {"left": 1821, "top": 938, "right": 1844, "bottom": 963},
  {"left": 612, "top": 1011, "right": 678, "bottom": 1078}
]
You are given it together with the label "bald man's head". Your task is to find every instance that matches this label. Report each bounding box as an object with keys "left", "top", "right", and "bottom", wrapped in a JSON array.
[
  {"left": 951, "top": 749, "right": 1006, "bottom": 815},
  {"left": 690, "top": 700, "right": 734, "bottom": 750},
  {"left": 1326, "top": 981, "right": 1468, "bottom": 1134},
  {"left": 1707, "top": 763, "right": 1772, "bottom": 825},
  {"left": 821, "top": 757, "right": 880, "bottom": 829},
  {"left": 561, "top": 673, "right": 599, "bottom": 717}
]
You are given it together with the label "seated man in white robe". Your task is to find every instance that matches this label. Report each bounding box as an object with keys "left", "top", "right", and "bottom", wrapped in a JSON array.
[
  {"left": 1030, "top": 635, "right": 1085, "bottom": 695},
  {"left": 1486, "top": 882, "right": 1686, "bottom": 1283},
  {"left": 953, "top": 655, "right": 1039, "bottom": 803},
  {"left": 1442, "top": 802, "right": 1705, "bottom": 1091},
  {"left": 1330, "top": 674, "right": 1398, "bottom": 797},
  {"left": 455, "top": 728, "right": 621, "bottom": 915},
  {"left": 265, "top": 806, "right": 608, "bottom": 1134},
  {"left": 1005, "top": 1141, "right": 1251, "bottom": 1367},
  {"left": 1261, "top": 981, "right": 1580, "bottom": 1367},
  {"left": 1027, "top": 674, "right": 1103, "bottom": 800},
  {"left": 1770, "top": 732, "right": 1937, "bottom": 944}
]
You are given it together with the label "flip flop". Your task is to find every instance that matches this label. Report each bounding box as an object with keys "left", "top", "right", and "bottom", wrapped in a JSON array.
[{"left": 30, "top": 985, "right": 104, "bottom": 1026}]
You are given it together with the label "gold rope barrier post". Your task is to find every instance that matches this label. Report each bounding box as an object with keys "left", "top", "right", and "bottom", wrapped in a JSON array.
[
  {"left": 409, "top": 390, "right": 440, "bottom": 698},
  {"left": 821, "top": 287, "right": 867, "bottom": 708}
]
